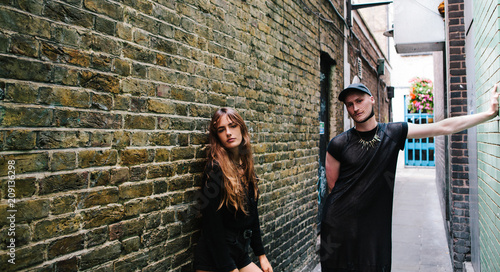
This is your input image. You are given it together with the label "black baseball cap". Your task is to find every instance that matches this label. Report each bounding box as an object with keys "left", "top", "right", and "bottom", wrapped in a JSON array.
[{"left": 338, "top": 83, "right": 373, "bottom": 102}]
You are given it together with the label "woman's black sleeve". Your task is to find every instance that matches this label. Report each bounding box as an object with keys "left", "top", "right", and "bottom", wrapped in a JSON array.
[
  {"left": 250, "top": 197, "right": 266, "bottom": 256},
  {"left": 200, "top": 164, "right": 238, "bottom": 271}
]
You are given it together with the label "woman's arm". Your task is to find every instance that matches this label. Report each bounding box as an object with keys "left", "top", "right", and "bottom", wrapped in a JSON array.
[
  {"left": 407, "top": 84, "right": 499, "bottom": 139},
  {"left": 249, "top": 198, "right": 266, "bottom": 257},
  {"left": 250, "top": 185, "right": 272, "bottom": 272}
]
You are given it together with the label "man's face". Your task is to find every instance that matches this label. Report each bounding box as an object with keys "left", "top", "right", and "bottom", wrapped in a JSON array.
[{"left": 343, "top": 92, "right": 375, "bottom": 123}]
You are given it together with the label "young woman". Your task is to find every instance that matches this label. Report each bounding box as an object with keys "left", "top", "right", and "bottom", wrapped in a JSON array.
[{"left": 194, "top": 107, "right": 273, "bottom": 272}]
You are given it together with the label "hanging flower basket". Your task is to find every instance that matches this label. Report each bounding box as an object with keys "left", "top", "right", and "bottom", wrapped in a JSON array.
[{"left": 408, "top": 77, "right": 434, "bottom": 114}]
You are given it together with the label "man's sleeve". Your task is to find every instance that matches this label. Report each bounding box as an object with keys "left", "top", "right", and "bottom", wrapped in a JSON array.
[
  {"left": 327, "top": 136, "right": 342, "bottom": 162},
  {"left": 398, "top": 122, "right": 409, "bottom": 150}
]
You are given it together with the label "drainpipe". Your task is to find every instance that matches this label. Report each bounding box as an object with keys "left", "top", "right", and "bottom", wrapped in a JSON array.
[{"left": 377, "top": 76, "right": 381, "bottom": 121}]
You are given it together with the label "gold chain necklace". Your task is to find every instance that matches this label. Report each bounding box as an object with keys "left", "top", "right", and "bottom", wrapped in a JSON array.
[{"left": 354, "top": 125, "right": 380, "bottom": 149}]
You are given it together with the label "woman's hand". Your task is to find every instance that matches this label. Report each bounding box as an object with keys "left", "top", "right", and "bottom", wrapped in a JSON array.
[{"left": 258, "top": 255, "right": 273, "bottom": 272}]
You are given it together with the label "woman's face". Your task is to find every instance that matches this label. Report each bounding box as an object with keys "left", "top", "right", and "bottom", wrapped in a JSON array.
[{"left": 216, "top": 115, "right": 243, "bottom": 153}]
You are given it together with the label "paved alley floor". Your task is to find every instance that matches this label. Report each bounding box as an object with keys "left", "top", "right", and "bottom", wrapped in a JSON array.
[
  {"left": 312, "top": 158, "right": 452, "bottom": 272},
  {"left": 391, "top": 165, "right": 452, "bottom": 272}
]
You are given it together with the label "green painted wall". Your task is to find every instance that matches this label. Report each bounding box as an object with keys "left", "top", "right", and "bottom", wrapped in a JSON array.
[{"left": 474, "top": 1, "right": 500, "bottom": 270}]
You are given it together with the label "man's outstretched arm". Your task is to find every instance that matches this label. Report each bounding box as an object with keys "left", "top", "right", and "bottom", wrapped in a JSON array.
[{"left": 407, "top": 84, "right": 499, "bottom": 139}]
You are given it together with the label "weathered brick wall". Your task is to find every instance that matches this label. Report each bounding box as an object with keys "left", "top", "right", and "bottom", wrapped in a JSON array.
[
  {"left": 473, "top": 1, "right": 500, "bottom": 270},
  {"left": 446, "top": 0, "right": 471, "bottom": 270},
  {"left": 433, "top": 50, "right": 448, "bottom": 239},
  {"left": 0, "top": 0, "right": 347, "bottom": 271}
]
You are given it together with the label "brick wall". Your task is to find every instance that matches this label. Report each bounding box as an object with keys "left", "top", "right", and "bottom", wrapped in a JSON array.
[
  {"left": 473, "top": 1, "right": 500, "bottom": 270},
  {"left": 446, "top": 0, "right": 471, "bottom": 270},
  {"left": 433, "top": 50, "right": 448, "bottom": 234},
  {"left": 0, "top": 0, "right": 346, "bottom": 271}
]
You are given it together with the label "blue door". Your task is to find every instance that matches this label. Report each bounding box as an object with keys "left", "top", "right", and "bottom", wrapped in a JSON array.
[{"left": 404, "top": 96, "right": 435, "bottom": 166}]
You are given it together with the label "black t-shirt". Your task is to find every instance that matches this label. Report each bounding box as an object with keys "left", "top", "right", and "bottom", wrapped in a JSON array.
[
  {"left": 196, "top": 161, "right": 265, "bottom": 271},
  {"left": 321, "top": 122, "right": 408, "bottom": 271}
]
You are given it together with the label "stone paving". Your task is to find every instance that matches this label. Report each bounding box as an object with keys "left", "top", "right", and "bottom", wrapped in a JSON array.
[{"left": 391, "top": 165, "right": 452, "bottom": 272}]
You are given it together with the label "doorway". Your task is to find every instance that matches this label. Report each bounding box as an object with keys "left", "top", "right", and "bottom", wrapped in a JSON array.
[{"left": 318, "top": 52, "right": 336, "bottom": 230}]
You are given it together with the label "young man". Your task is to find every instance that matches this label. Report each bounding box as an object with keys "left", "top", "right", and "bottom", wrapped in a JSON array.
[{"left": 320, "top": 83, "right": 499, "bottom": 272}]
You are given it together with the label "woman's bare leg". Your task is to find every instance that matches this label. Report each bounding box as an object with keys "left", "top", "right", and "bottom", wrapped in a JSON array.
[
  {"left": 196, "top": 262, "right": 262, "bottom": 272},
  {"left": 240, "top": 262, "right": 263, "bottom": 272}
]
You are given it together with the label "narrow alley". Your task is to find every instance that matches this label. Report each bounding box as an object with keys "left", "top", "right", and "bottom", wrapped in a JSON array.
[{"left": 391, "top": 159, "right": 452, "bottom": 271}]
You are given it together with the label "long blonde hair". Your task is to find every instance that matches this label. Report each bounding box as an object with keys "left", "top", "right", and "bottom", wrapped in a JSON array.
[{"left": 208, "top": 107, "right": 258, "bottom": 214}]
